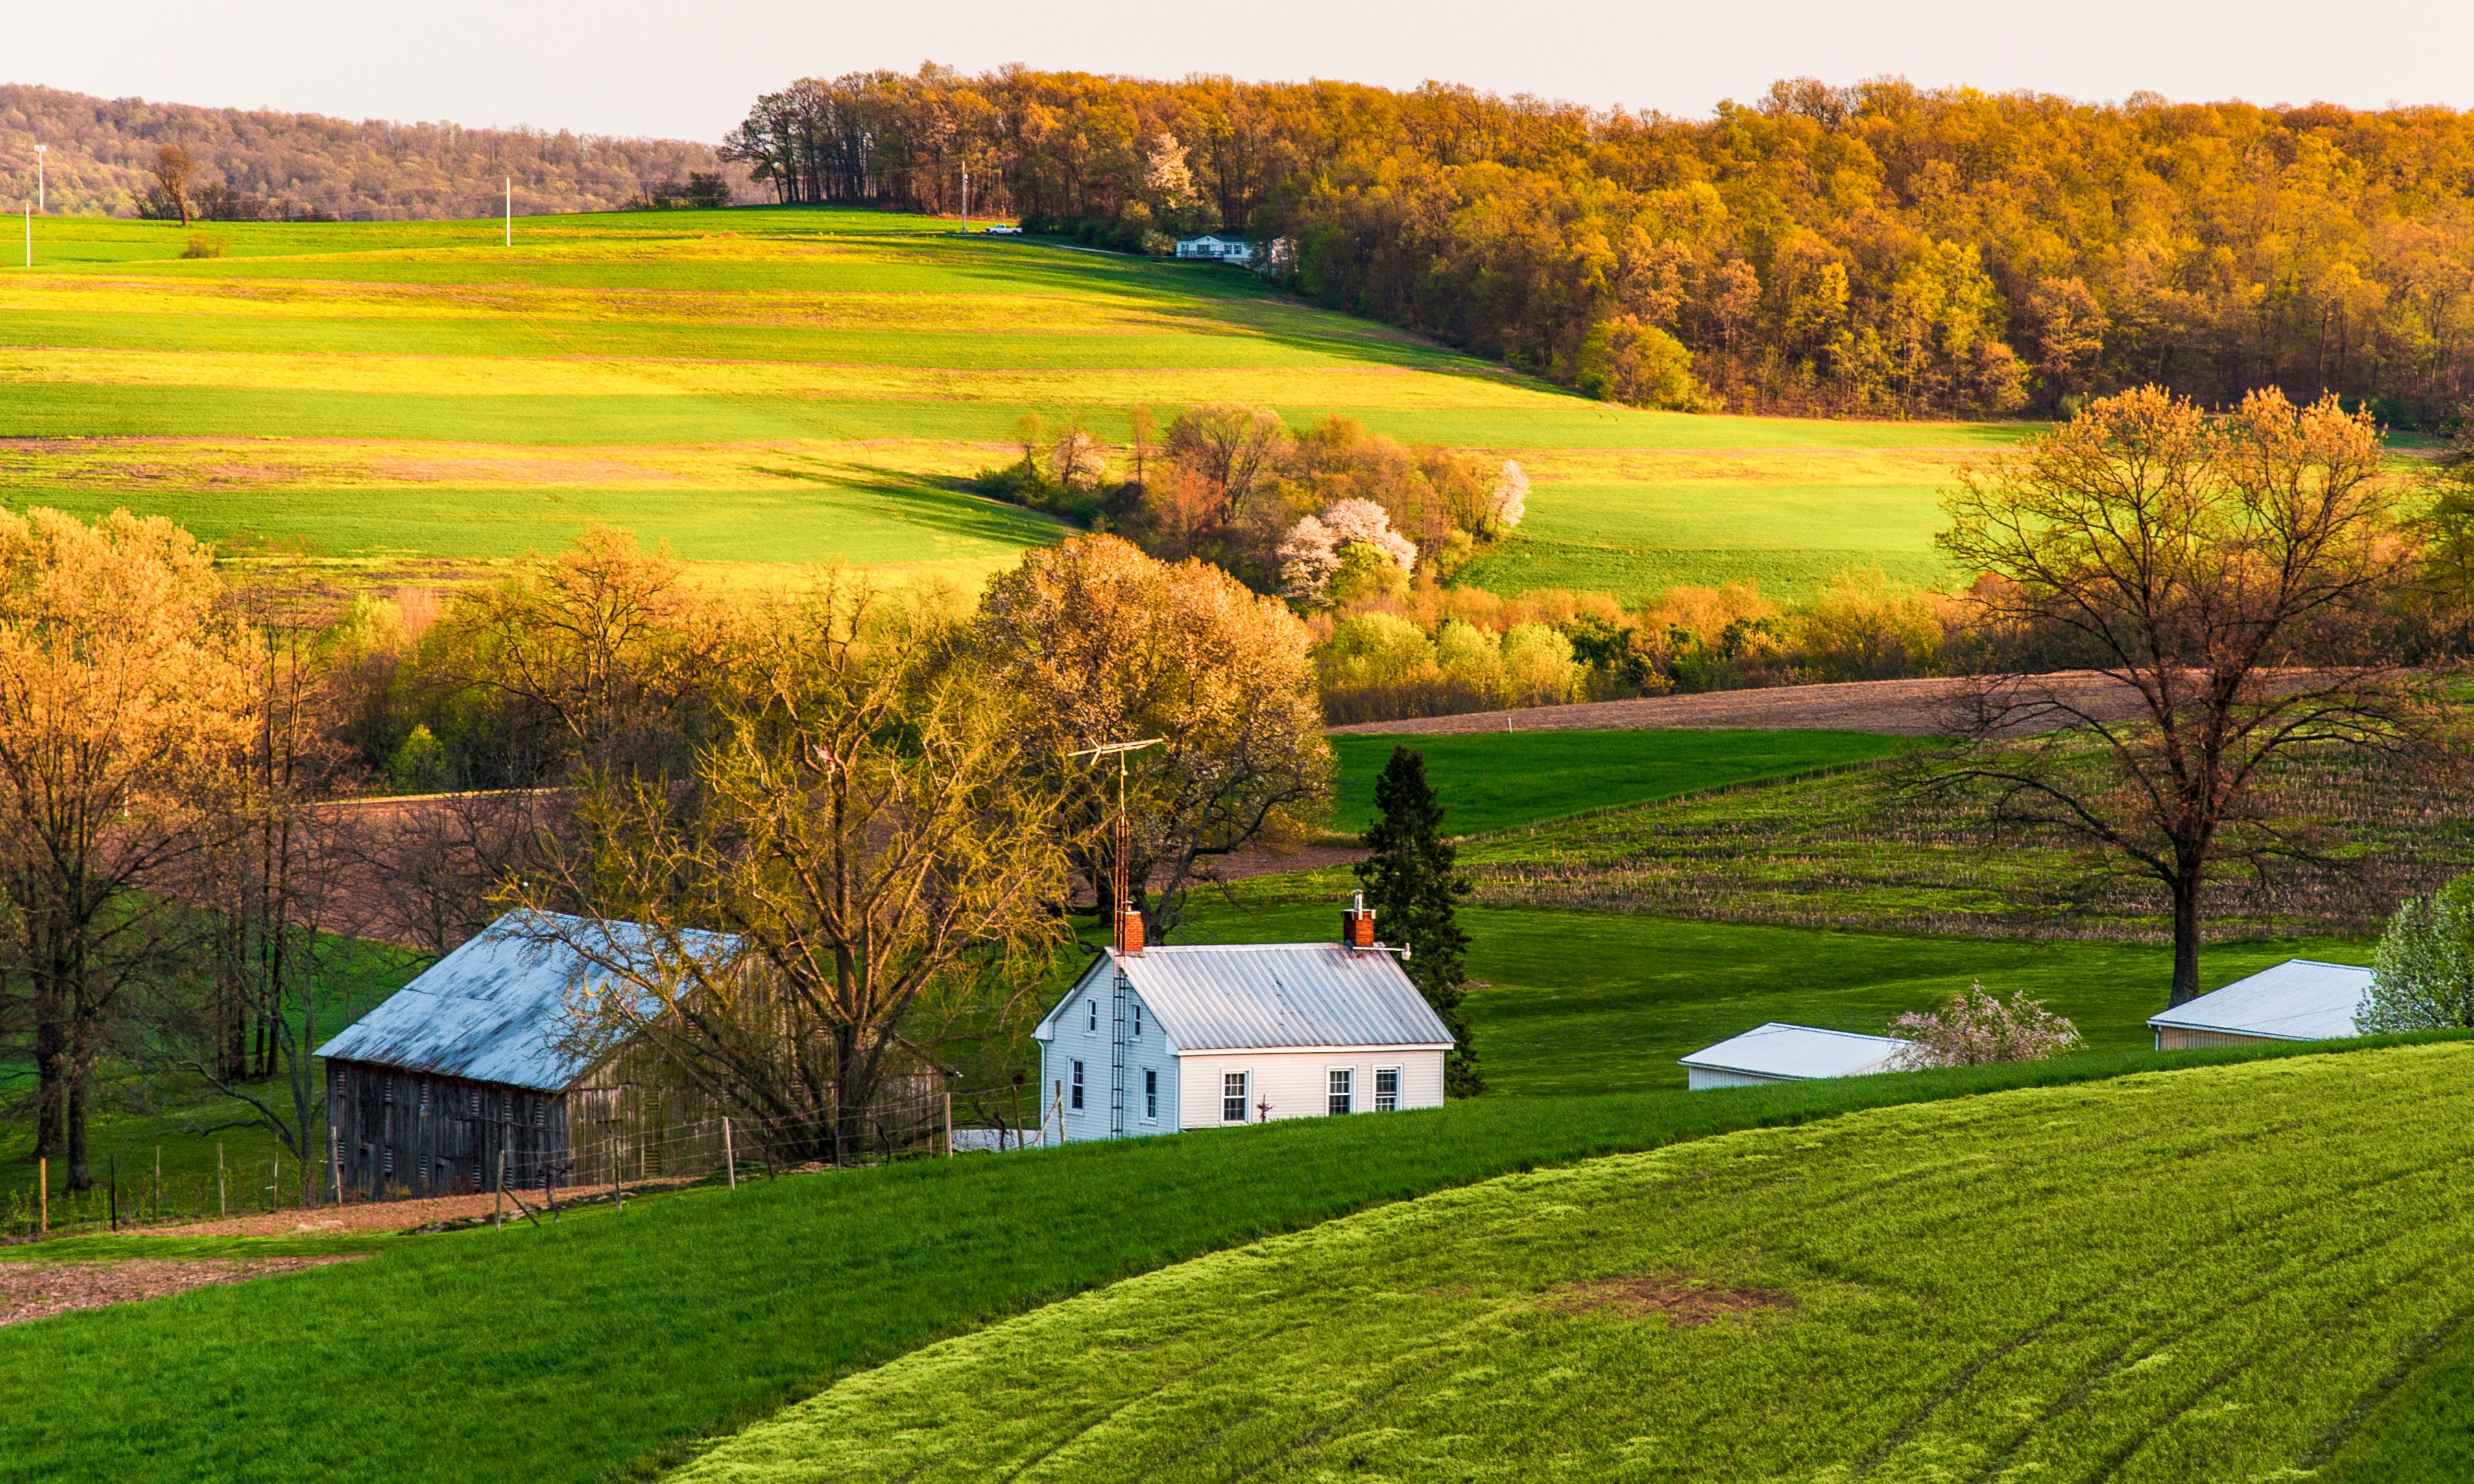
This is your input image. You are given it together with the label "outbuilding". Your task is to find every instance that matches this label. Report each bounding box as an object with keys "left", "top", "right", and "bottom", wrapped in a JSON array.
[
  {"left": 316, "top": 910, "right": 740, "bottom": 1201},
  {"left": 1677, "top": 1022, "right": 1912, "bottom": 1090},
  {"left": 2146, "top": 959, "right": 2373, "bottom": 1049},
  {"left": 1033, "top": 898, "right": 1452, "bottom": 1139}
]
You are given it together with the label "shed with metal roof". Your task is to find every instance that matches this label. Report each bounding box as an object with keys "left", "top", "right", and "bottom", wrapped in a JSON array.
[
  {"left": 316, "top": 911, "right": 747, "bottom": 1202},
  {"left": 2146, "top": 959, "right": 2373, "bottom": 1049},
  {"left": 1677, "top": 1023, "right": 1912, "bottom": 1090},
  {"left": 1032, "top": 904, "right": 1452, "bottom": 1140}
]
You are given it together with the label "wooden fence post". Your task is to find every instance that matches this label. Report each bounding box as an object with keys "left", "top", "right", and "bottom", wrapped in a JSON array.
[
  {"left": 944, "top": 1092, "right": 953, "bottom": 1158},
  {"left": 495, "top": 1149, "right": 506, "bottom": 1232},
  {"left": 723, "top": 1116, "right": 736, "bottom": 1190},
  {"left": 110, "top": 1154, "right": 119, "bottom": 1232},
  {"left": 154, "top": 1145, "right": 162, "bottom": 1219},
  {"left": 216, "top": 1143, "right": 226, "bottom": 1219},
  {"left": 330, "top": 1127, "right": 344, "bottom": 1208},
  {"left": 38, "top": 1157, "right": 46, "bottom": 1236}
]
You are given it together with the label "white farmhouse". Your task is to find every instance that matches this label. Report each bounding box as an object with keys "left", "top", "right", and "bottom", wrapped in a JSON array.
[
  {"left": 1677, "top": 1022, "right": 1911, "bottom": 1090},
  {"left": 1174, "top": 234, "right": 1251, "bottom": 263},
  {"left": 1033, "top": 898, "right": 1452, "bottom": 1140},
  {"left": 2146, "top": 959, "right": 2373, "bottom": 1049}
]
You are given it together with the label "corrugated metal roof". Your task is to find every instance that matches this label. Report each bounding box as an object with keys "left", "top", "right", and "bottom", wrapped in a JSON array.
[
  {"left": 1677, "top": 1023, "right": 1911, "bottom": 1081},
  {"left": 2146, "top": 959, "right": 2372, "bottom": 1042},
  {"left": 315, "top": 911, "right": 739, "bottom": 1091},
  {"left": 1038, "top": 942, "right": 1453, "bottom": 1052}
]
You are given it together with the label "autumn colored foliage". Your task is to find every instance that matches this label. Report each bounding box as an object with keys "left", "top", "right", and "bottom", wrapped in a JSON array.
[{"left": 730, "top": 69, "right": 2474, "bottom": 419}]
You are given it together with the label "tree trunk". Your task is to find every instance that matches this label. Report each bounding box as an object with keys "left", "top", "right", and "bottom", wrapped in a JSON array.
[{"left": 2168, "top": 869, "right": 2204, "bottom": 1007}]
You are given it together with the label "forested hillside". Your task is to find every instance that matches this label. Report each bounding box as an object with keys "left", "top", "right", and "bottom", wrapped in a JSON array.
[
  {"left": 0, "top": 84, "right": 751, "bottom": 221},
  {"left": 726, "top": 69, "right": 2474, "bottom": 421}
]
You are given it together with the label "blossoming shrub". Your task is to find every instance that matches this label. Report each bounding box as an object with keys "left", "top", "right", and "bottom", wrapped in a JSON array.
[{"left": 1890, "top": 982, "right": 2082, "bottom": 1067}]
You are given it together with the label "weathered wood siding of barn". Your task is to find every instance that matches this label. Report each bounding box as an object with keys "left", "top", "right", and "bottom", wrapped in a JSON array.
[{"left": 328, "top": 1060, "right": 570, "bottom": 1200}]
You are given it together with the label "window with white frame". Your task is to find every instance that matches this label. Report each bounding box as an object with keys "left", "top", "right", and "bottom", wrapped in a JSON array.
[
  {"left": 1133, "top": 1002, "right": 1143, "bottom": 1037},
  {"left": 1087, "top": 998, "right": 1098, "bottom": 1033},
  {"left": 1328, "top": 1068, "right": 1353, "bottom": 1116},
  {"left": 1223, "top": 1071, "right": 1247, "bottom": 1122},
  {"left": 1375, "top": 1067, "right": 1400, "bottom": 1111},
  {"left": 1144, "top": 1068, "right": 1158, "bottom": 1121},
  {"left": 1071, "top": 1060, "right": 1085, "bottom": 1110}
]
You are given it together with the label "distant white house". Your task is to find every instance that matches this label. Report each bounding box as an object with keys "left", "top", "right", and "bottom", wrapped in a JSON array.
[
  {"left": 1678, "top": 1023, "right": 1912, "bottom": 1090},
  {"left": 1033, "top": 898, "right": 1452, "bottom": 1140},
  {"left": 2146, "top": 959, "right": 2373, "bottom": 1049},
  {"left": 1175, "top": 234, "right": 1250, "bottom": 263}
]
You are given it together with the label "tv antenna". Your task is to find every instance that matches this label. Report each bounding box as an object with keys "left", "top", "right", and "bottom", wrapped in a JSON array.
[{"left": 1070, "top": 738, "right": 1162, "bottom": 951}]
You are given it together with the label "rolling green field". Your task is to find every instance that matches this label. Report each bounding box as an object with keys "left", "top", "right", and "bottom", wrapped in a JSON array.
[
  {"left": 0, "top": 1034, "right": 2440, "bottom": 1484},
  {"left": 1, "top": 208, "right": 2017, "bottom": 595},
  {"left": 1182, "top": 904, "right": 2365, "bottom": 1095},
  {"left": 673, "top": 1042, "right": 2474, "bottom": 1483},
  {"left": 1328, "top": 728, "right": 1923, "bottom": 837}
]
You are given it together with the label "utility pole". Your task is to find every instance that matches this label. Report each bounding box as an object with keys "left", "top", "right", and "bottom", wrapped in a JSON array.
[
  {"left": 34, "top": 145, "right": 45, "bottom": 211},
  {"left": 22, "top": 201, "right": 27, "bottom": 269},
  {"left": 505, "top": 178, "right": 511, "bottom": 247},
  {"left": 961, "top": 162, "right": 969, "bottom": 233}
]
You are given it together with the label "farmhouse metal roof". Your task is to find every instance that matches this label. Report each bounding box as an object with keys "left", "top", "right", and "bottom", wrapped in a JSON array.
[
  {"left": 2146, "top": 959, "right": 2372, "bottom": 1042},
  {"left": 1039, "top": 942, "right": 1454, "bottom": 1052},
  {"left": 1677, "top": 1023, "right": 1911, "bottom": 1081},
  {"left": 315, "top": 911, "right": 739, "bottom": 1091}
]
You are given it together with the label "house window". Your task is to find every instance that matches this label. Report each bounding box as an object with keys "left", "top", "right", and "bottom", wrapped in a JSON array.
[
  {"left": 1088, "top": 998, "right": 1098, "bottom": 1033},
  {"left": 1071, "top": 1060, "right": 1085, "bottom": 1110},
  {"left": 1328, "top": 1069, "right": 1353, "bottom": 1116},
  {"left": 1375, "top": 1068, "right": 1400, "bottom": 1112},
  {"left": 1144, "top": 1068, "right": 1158, "bottom": 1121},
  {"left": 1223, "top": 1071, "right": 1247, "bottom": 1123},
  {"left": 1133, "top": 1003, "right": 1143, "bottom": 1037}
]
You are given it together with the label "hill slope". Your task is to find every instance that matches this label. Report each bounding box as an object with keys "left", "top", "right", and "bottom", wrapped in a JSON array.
[
  {"left": 670, "top": 1042, "right": 2474, "bottom": 1483},
  {"left": 0, "top": 207, "right": 2012, "bottom": 595}
]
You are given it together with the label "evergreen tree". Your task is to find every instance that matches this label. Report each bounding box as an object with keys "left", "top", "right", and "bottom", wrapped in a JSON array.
[{"left": 1356, "top": 746, "right": 1482, "bottom": 1095}]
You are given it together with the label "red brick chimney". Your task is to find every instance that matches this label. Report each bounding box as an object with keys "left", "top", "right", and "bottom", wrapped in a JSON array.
[
  {"left": 1342, "top": 890, "right": 1375, "bottom": 950},
  {"left": 1115, "top": 902, "right": 1144, "bottom": 954}
]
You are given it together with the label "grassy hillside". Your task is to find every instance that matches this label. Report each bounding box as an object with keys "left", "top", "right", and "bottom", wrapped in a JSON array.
[
  {"left": 667, "top": 1042, "right": 2474, "bottom": 1483},
  {"left": 1327, "top": 728, "right": 1921, "bottom": 837},
  {"left": 1181, "top": 904, "right": 2366, "bottom": 1096},
  {"left": 0, "top": 1036, "right": 2436, "bottom": 1483},
  {"left": 1, "top": 208, "right": 2017, "bottom": 597}
]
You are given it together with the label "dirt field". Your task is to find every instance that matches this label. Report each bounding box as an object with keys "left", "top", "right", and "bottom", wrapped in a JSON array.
[
  {"left": 1328, "top": 673, "right": 2157, "bottom": 737},
  {"left": 0, "top": 1255, "right": 368, "bottom": 1327},
  {"left": 136, "top": 1189, "right": 533, "bottom": 1238}
]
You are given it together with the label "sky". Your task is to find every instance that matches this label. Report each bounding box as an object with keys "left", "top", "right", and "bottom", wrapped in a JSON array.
[{"left": 18, "top": 0, "right": 2474, "bottom": 142}]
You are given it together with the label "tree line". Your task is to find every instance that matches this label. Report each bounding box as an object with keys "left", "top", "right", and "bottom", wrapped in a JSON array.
[{"left": 727, "top": 67, "right": 2474, "bottom": 421}]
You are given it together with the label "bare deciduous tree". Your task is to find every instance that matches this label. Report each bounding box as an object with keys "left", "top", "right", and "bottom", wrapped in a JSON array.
[
  {"left": 150, "top": 145, "right": 197, "bottom": 227},
  {"left": 520, "top": 579, "right": 1073, "bottom": 1164},
  {"left": 1935, "top": 386, "right": 2430, "bottom": 1005}
]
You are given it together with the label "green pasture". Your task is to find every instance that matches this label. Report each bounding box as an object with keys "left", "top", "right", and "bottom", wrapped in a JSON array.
[
  {"left": 677, "top": 1043, "right": 2474, "bottom": 1484},
  {"left": 1327, "top": 728, "right": 1919, "bottom": 837},
  {"left": 1179, "top": 903, "right": 2366, "bottom": 1096},
  {"left": 0, "top": 1033, "right": 2444, "bottom": 1484},
  {"left": 3, "top": 206, "right": 2020, "bottom": 588}
]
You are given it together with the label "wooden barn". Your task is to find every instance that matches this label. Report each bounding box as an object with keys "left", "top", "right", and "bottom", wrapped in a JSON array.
[{"left": 316, "top": 911, "right": 743, "bottom": 1201}]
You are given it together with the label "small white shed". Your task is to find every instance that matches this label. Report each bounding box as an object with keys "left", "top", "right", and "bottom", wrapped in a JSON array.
[
  {"left": 2146, "top": 959, "right": 2373, "bottom": 1049},
  {"left": 1678, "top": 1022, "right": 1911, "bottom": 1090},
  {"left": 1032, "top": 905, "right": 1452, "bottom": 1140}
]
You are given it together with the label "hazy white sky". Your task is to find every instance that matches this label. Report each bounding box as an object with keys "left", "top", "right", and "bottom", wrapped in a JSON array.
[{"left": 20, "top": 0, "right": 2474, "bottom": 142}]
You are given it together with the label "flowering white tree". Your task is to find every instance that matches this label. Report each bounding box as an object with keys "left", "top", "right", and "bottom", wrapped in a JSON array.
[
  {"left": 1049, "top": 428, "right": 1105, "bottom": 492},
  {"left": 1278, "top": 499, "right": 1417, "bottom": 604},
  {"left": 1890, "top": 983, "right": 2081, "bottom": 1067},
  {"left": 2359, "top": 876, "right": 2474, "bottom": 1031},
  {"left": 1486, "top": 461, "right": 1528, "bottom": 534}
]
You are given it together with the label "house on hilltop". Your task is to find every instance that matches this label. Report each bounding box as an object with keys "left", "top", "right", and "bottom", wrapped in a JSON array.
[
  {"left": 1678, "top": 1023, "right": 1912, "bottom": 1090},
  {"left": 1033, "top": 897, "right": 1452, "bottom": 1140},
  {"left": 2146, "top": 959, "right": 2373, "bottom": 1049},
  {"left": 1174, "top": 233, "right": 1250, "bottom": 263}
]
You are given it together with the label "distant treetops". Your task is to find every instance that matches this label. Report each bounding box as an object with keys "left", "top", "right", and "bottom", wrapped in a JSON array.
[{"left": 728, "top": 67, "right": 2474, "bottom": 422}]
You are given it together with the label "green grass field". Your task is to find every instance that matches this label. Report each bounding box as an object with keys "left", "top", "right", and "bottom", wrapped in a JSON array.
[
  {"left": 671, "top": 1042, "right": 2474, "bottom": 1483},
  {"left": 1328, "top": 728, "right": 1922, "bottom": 837},
  {"left": 1181, "top": 904, "right": 2365, "bottom": 1095},
  {"left": 0, "top": 1034, "right": 2443, "bottom": 1484},
  {"left": 2, "top": 208, "right": 2018, "bottom": 595}
]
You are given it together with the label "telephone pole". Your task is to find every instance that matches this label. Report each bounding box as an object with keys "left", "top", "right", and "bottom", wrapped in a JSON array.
[
  {"left": 504, "top": 178, "right": 511, "bottom": 246},
  {"left": 34, "top": 145, "right": 45, "bottom": 211}
]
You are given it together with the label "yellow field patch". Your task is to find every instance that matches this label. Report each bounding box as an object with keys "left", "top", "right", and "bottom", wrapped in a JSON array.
[
  {"left": 0, "top": 346, "right": 1550, "bottom": 409},
  {"left": 1511, "top": 447, "right": 1996, "bottom": 485}
]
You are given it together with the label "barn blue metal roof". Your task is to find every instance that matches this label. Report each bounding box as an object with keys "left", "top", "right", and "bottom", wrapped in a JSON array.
[
  {"left": 1037, "top": 942, "right": 1454, "bottom": 1052},
  {"left": 315, "top": 911, "right": 740, "bottom": 1091},
  {"left": 2146, "top": 959, "right": 2372, "bottom": 1042}
]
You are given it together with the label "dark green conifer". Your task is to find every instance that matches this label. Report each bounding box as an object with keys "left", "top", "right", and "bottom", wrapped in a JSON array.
[{"left": 1356, "top": 746, "right": 1482, "bottom": 1095}]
